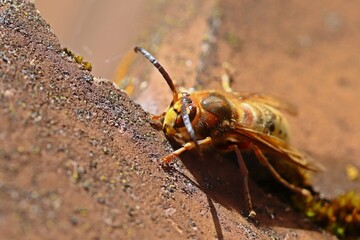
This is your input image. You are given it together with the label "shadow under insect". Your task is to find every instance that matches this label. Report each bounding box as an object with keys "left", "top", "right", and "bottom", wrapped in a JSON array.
[{"left": 165, "top": 141, "right": 320, "bottom": 232}]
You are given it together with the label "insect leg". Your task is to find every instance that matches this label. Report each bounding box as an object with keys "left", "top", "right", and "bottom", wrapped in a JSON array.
[
  {"left": 251, "top": 144, "right": 311, "bottom": 197},
  {"left": 221, "top": 62, "right": 234, "bottom": 93},
  {"left": 162, "top": 137, "right": 212, "bottom": 163},
  {"left": 231, "top": 145, "right": 256, "bottom": 218}
]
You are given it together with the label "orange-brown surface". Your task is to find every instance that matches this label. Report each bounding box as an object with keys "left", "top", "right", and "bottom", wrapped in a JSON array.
[{"left": 1, "top": 1, "right": 359, "bottom": 239}]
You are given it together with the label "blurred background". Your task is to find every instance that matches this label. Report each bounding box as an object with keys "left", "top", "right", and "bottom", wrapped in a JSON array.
[{"left": 35, "top": 0, "right": 158, "bottom": 79}]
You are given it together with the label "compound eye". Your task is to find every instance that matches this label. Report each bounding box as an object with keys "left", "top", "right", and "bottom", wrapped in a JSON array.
[{"left": 175, "top": 105, "right": 196, "bottom": 127}]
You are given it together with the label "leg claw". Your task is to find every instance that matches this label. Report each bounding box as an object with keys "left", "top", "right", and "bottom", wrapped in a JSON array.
[
  {"left": 162, "top": 154, "right": 176, "bottom": 164},
  {"left": 248, "top": 210, "right": 257, "bottom": 218}
]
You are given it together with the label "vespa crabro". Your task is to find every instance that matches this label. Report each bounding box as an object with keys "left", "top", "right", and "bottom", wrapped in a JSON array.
[{"left": 134, "top": 46, "right": 322, "bottom": 217}]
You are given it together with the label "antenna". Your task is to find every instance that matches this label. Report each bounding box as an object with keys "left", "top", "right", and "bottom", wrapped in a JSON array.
[
  {"left": 135, "top": 46, "right": 199, "bottom": 149},
  {"left": 134, "top": 46, "right": 178, "bottom": 101}
]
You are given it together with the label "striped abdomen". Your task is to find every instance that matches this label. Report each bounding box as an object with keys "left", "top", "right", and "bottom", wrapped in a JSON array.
[{"left": 238, "top": 101, "right": 290, "bottom": 142}]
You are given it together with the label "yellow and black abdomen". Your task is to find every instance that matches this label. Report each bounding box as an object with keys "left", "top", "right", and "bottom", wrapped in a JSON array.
[{"left": 236, "top": 100, "right": 291, "bottom": 142}]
